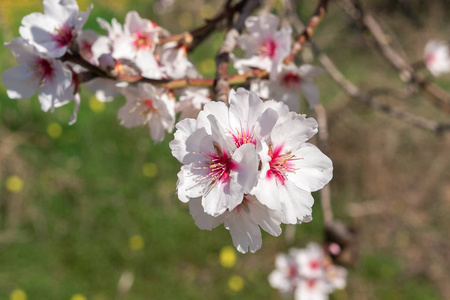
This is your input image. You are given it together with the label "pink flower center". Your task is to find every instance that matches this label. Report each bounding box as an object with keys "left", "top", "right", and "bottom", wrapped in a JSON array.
[
  {"left": 259, "top": 39, "right": 278, "bottom": 58},
  {"left": 288, "top": 264, "right": 298, "bottom": 279},
  {"left": 426, "top": 54, "right": 435, "bottom": 64},
  {"left": 281, "top": 72, "right": 301, "bottom": 88},
  {"left": 266, "top": 145, "right": 299, "bottom": 185},
  {"left": 134, "top": 31, "right": 152, "bottom": 50},
  {"left": 309, "top": 259, "right": 321, "bottom": 270},
  {"left": 202, "top": 146, "right": 237, "bottom": 184},
  {"left": 34, "top": 58, "right": 55, "bottom": 82},
  {"left": 228, "top": 122, "right": 256, "bottom": 148},
  {"left": 79, "top": 41, "right": 93, "bottom": 60},
  {"left": 307, "top": 279, "right": 317, "bottom": 289},
  {"left": 52, "top": 23, "right": 74, "bottom": 48}
]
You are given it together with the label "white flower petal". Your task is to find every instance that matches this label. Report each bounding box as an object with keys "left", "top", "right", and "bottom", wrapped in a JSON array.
[{"left": 288, "top": 143, "right": 333, "bottom": 192}]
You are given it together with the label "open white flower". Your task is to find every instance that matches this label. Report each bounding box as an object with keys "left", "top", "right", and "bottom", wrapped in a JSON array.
[
  {"left": 170, "top": 89, "right": 267, "bottom": 216},
  {"left": 233, "top": 14, "right": 292, "bottom": 79},
  {"left": 19, "top": 0, "right": 92, "bottom": 58},
  {"left": 251, "top": 64, "right": 325, "bottom": 111},
  {"left": 2, "top": 37, "right": 73, "bottom": 112},
  {"left": 118, "top": 83, "right": 175, "bottom": 142},
  {"left": 252, "top": 107, "right": 333, "bottom": 224},
  {"left": 189, "top": 195, "right": 282, "bottom": 253},
  {"left": 424, "top": 40, "right": 450, "bottom": 76}
]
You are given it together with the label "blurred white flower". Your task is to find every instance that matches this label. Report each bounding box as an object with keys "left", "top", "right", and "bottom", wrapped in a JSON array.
[
  {"left": 233, "top": 14, "right": 292, "bottom": 79},
  {"left": 270, "top": 243, "right": 347, "bottom": 300},
  {"left": 2, "top": 37, "right": 74, "bottom": 112},
  {"left": 118, "top": 83, "right": 175, "bottom": 142},
  {"left": 19, "top": 0, "right": 92, "bottom": 58},
  {"left": 424, "top": 40, "right": 450, "bottom": 76},
  {"left": 251, "top": 64, "right": 326, "bottom": 111},
  {"left": 176, "top": 88, "right": 211, "bottom": 120}
]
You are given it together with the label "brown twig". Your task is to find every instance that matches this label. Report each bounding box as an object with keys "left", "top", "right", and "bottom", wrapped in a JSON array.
[
  {"left": 314, "top": 45, "right": 450, "bottom": 133},
  {"left": 284, "top": 0, "right": 329, "bottom": 63},
  {"left": 340, "top": 0, "right": 450, "bottom": 115},
  {"left": 214, "top": 0, "right": 261, "bottom": 104}
]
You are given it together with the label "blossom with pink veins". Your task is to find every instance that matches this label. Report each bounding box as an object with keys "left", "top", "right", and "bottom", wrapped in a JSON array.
[
  {"left": 2, "top": 37, "right": 74, "bottom": 112},
  {"left": 170, "top": 89, "right": 265, "bottom": 216},
  {"left": 424, "top": 40, "right": 450, "bottom": 77},
  {"left": 188, "top": 194, "right": 283, "bottom": 254},
  {"left": 19, "top": 0, "right": 92, "bottom": 58},
  {"left": 118, "top": 83, "right": 175, "bottom": 143},
  {"left": 176, "top": 88, "right": 211, "bottom": 120},
  {"left": 233, "top": 14, "right": 292, "bottom": 79},
  {"left": 251, "top": 64, "right": 326, "bottom": 112},
  {"left": 251, "top": 104, "right": 333, "bottom": 224}
]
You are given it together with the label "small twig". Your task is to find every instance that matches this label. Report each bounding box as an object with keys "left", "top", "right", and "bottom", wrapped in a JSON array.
[
  {"left": 284, "top": 0, "right": 330, "bottom": 63},
  {"left": 214, "top": 0, "right": 261, "bottom": 103},
  {"left": 315, "top": 45, "right": 450, "bottom": 133},
  {"left": 340, "top": 0, "right": 450, "bottom": 115}
]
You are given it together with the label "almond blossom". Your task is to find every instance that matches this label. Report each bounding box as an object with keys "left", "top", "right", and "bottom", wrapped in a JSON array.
[
  {"left": 233, "top": 14, "right": 292, "bottom": 79},
  {"left": 118, "top": 83, "right": 175, "bottom": 142},
  {"left": 1, "top": 38, "right": 73, "bottom": 112},
  {"left": 19, "top": 0, "right": 91, "bottom": 58},
  {"left": 171, "top": 88, "right": 332, "bottom": 252},
  {"left": 176, "top": 88, "right": 211, "bottom": 120},
  {"left": 424, "top": 40, "right": 450, "bottom": 77},
  {"left": 269, "top": 243, "right": 347, "bottom": 300},
  {"left": 252, "top": 107, "right": 333, "bottom": 224},
  {"left": 251, "top": 64, "right": 326, "bottom": 112}
]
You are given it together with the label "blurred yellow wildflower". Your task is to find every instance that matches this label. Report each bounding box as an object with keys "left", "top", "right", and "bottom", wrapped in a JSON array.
[
  {"left": 47, "top": 122, "right": 63, "bottom": 139},
  {"left": 129, "top": 235, "right": 144, "bottom": 251},
  {"left": 178, "top": 12, "right": 193, "bottom": 29},
  {"left": 6, "top": 176, "right": 24, "bottom": 193},
  {"left": 142, "top": 163, "right": 158, "bottom": 178},
  {"left": 200, "top": 58, "right": 215, "bottom": 75},
  {"left": 10, "top": 289, "right": 26, "bottom": 300},
  {"left": 89, "top": 97, "right": 105, "bottom": 113},
  {"left": 228, "top": 275, "right": 244, "bottom": 292},
  {"left": 200, "top": 4, "right": 215, "bottom": 19},
  {"left": 70, "top": 294, "right": 87, "bottom": 300},
  {"left": 220, "top": 246, "right": 236, "bottom": 268}
]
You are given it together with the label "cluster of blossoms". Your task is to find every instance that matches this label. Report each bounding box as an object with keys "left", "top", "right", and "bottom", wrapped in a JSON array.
[
  {"left": 424, "top": 40, "right": 450, "bottom": 77},
  {"left": 1, "top": 0, "right": 209, "bottom": 140},
  {"left": 170, "top": 89, "right": 333, "bottom": 253},
  {"left": 269, "top": 243, "right": 347, "bottom": 300},
  {"left": 1, "top": 0, "right": 333, "bottom": 254}
]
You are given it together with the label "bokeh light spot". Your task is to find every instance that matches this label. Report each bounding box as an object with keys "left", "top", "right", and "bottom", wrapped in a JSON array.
[
  {"left": 129, "top": 235, "right": 144, "bottom": 251},
  {"left": 89, "top": 97, "right": 105, "bottom": 113},
  {"left": 142, "top": 162, "right": 158, "bottom": 178},
  {"left": 10, "top": 289, "right": 26, "bottom": 300},
  {"left": 47, "top": 122, "right": 63, "bottom": 139},
  {"left": 220, "top": 246, "right": 236, "bottom": 268},
  {"left": 200, "top": 58, "right": 215, "bottom": 75},
  {"left": 178, "top": 12, "right": 193, "bottom": 29},
  {"left": 228, "top": 275, "right": 244, "bottom": 292},
  {"left": 70, "top": 294, "right": 87, "bottom": 300},
  {"left": 6, "top": 176, "right": 24, "bottom": 193}
]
